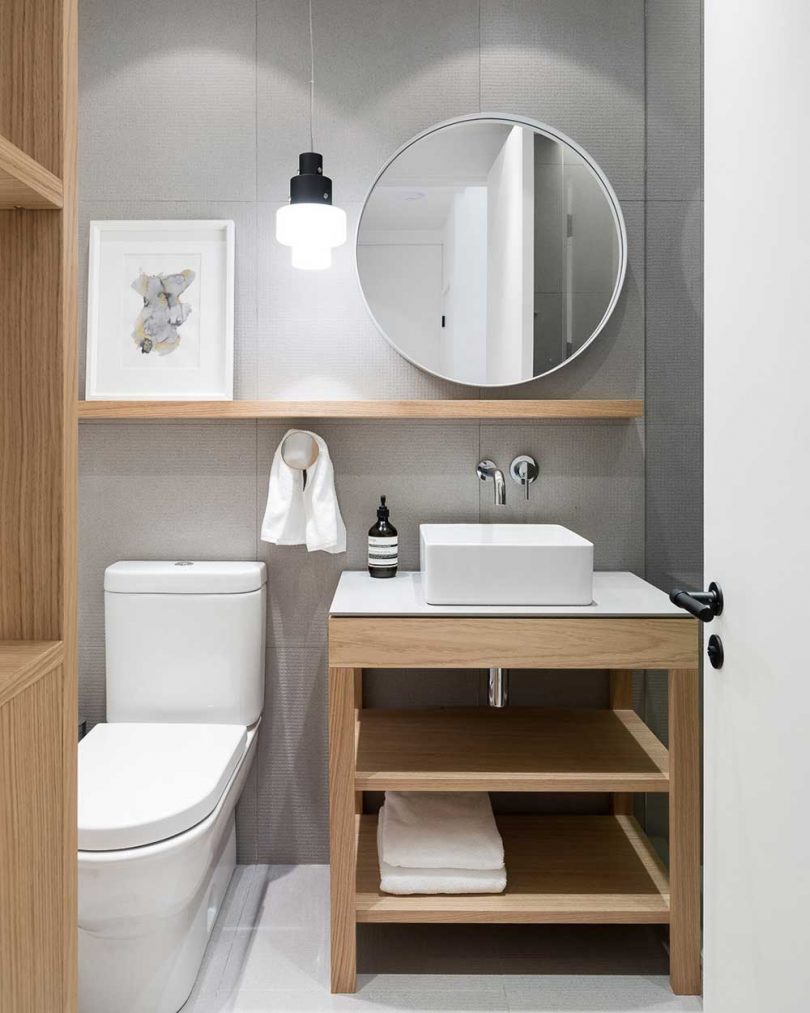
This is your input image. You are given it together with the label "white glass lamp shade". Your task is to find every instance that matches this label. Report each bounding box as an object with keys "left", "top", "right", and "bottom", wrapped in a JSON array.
[
  {"left": 291, "top": 245, "right": 332, "bottom": 270},
  {"left": 276, "top": 202, "right": 347, "bottom": 270}
]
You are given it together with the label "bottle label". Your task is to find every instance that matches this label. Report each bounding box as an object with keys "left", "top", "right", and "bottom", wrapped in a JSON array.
[{"left": 368, "top": 535, "right": 398, "bottom": 569}]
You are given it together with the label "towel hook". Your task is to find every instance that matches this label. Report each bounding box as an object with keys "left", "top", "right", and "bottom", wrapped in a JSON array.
[{"left": 280, "top": 430, "right": 320, "bottom": 489}]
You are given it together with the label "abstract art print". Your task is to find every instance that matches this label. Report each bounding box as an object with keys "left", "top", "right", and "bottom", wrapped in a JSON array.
[
  {"left": 86, "top": 221, "right": 234, "bottom": 400},
  {"left": 131, "top": 268, "right": 195, "bottom": 356}
]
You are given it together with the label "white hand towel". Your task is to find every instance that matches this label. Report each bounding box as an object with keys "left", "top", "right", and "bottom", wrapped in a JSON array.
[
  {"left": 260, "top": 430, "right": 346, "bottom": 554},
  {"left": 377, "top": 806, "right": 506, "bottom": 895},
  {"left": 381, "top": 791, "right": 504, "bottom": 871}
]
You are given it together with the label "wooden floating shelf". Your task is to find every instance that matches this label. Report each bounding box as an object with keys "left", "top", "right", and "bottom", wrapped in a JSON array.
[
  {"left": 356, "top": 708, "right": 669, "bottom": 793},
  {"left": 77, "top": 399, "right": 644, "bottom": 421},
  {"left": 0, "top": 134, "right": 64, "bottom": 210},
  {"left": 356, "top": 814, "right": 670, "bottom": 924},
  {"left": 0, "top": 642, "right": 65, "bottom": 708}
]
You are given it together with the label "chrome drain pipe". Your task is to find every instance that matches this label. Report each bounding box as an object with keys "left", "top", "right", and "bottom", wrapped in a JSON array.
[{"left": 488, "top": 667, "right": 509, "bottom": 708}]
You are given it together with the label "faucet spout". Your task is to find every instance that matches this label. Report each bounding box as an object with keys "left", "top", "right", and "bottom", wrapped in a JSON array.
[
  {"left": 477, "top": 459, "right": 506, "bottom": 505},
  {"left": 493, "top": 469, "right": 506, "bottom": 504}
]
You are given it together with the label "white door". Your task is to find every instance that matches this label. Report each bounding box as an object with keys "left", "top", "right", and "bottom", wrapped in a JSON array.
[{"left": 704, "top": 2, "right": 810, "bottom": 1011}]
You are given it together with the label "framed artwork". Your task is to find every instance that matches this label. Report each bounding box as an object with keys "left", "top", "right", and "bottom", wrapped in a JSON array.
[{"left": 85, "top": 220, "right": 234, "bottom": 400}]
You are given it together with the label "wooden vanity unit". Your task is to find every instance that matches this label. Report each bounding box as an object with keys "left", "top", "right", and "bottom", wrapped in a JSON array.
[{"left": 328, "top": 572, "right": 701, "bottom": 996}]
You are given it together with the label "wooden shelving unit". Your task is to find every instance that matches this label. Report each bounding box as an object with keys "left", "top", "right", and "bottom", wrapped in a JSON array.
[
  {"left": 356, "top": 814, "right": 670, "bottom": 924},
  {"left": 356, "top": 708, "right": 669, "bottom": 792},
  {"left": 78, "top": 398, "right": 644, "bottom": 421},
  {"left": 0, "top": 0, "right": 78, "bottom": 1008},
  {"left": 0, "top": 134, "right": 64, "bottom": 209},
  {"left": 0, "top": 642, "right": 65, "bottom": 706}
]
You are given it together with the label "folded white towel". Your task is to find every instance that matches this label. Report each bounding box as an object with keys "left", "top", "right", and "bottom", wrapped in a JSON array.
[
  {"left": 377, "top": 806, "right": 506, "bottom": 895},
  {"left": 381, "top": 791, "right": 504, "bottom": 871},
  {"left": 260, "top": 430, "right": 346, "bottom": 554}
]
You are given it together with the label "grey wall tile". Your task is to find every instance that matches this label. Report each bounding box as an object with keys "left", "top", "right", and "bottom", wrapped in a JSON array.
[
  {"left": 256, "top": 645, "right": 330, "bottom": 863},
  {"left": 644, "top": 8, "right": 703, "bottom": 852},
  {"left": 78, "top": 201, "right": 258, "bottom": 400},
  {"left": 235, "top": 755, "right": 259, "bottom": 864},
  {"left": 257, "top": 0, "right": 481, "bottom": 203},
  {"left": 481, "top": 1, "right": 646, "bottom": 201},
  {"left": 479, "top": 421, "right": 645, "bottom": 573},
  {"left": 257, "top": 202, "right": 472, "bottom": 399},
  {"left": 506, "top": 670, "right": 609, "bottom": 710},
  {"left": 645, "top": 422, "right": 702, "bottom": 592},
  {"left": 644, "top": 669, "right": 670, "bottom": 844},
  {"left": 77, "top": 0, "right": 704, "bottom": 864},
  {"left": 77, "top": 612, "right": 106, "bottom": 729},
  {"left": 492, "top": 791, "right": 610, "bottom": 816},
  {"left": 78, "top": 422, "right": 259, "bottom": 723},
  {"left": 362, "top": 669, "right": 485, "bottom": 710},
  {"left": 646, "top": 0, "right": 703, "bottom": 200},
  {"left": 643, "top": 419, "right": 702, "bottom": 848},
  {"left": 79, "top": 0, "right": 257, "bottom": 201},
  {"left": 498, "top": 201, "right": 645, "bottom": 399},
  {"left": 646, "top": 201, "right": 703, "bottom": 426}
]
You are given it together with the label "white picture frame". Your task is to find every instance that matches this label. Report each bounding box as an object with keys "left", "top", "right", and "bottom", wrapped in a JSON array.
[{"left": 85, "top": 220, "right": 234, "bottom": 400}]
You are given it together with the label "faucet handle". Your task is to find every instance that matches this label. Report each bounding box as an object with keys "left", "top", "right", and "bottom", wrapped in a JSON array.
[{"left": 510, "top": 454, "right": 538, "bottom": 500}]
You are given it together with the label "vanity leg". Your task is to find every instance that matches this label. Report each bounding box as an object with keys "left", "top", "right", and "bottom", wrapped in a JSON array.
[
  {"left": 668, "top": 668, "right": 702, "bottom": 995},
  {"left": 354, "top": 669, "right": 363, "bottom": 815},
  {"left": 329, "top": 665, "right": 359, "bottom": 993},
  {"left": 610, "top": 669, "right": 635, "bottom": 816}
]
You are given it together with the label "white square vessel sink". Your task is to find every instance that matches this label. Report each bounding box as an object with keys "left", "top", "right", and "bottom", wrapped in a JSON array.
[{"left": 420, "top": 524, "right": 594, "bottom": 606}]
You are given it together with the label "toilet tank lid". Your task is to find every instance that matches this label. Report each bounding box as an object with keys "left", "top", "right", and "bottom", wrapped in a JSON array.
[{"left": 105, "top": 560, "right": 267, "bottom": 594}]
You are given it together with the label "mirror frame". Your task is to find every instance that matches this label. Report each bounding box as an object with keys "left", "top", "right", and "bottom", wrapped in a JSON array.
[{"left": 356, "top": 113, "right": 628, "bottom": 387}]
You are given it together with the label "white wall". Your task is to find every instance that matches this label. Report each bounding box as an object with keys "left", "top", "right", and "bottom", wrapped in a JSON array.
[
  {"left": 441, "top": 186, "right": 487, "bottom": 381},
  {"left": 486, "top": 125, "right": 534, "bottom": 384},
  {"left": 357, "top": 244, "right": 443, "bottom": 374}
]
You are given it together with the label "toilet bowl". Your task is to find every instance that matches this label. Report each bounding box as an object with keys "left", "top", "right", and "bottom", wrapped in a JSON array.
[
  {"left": 78, "top": 561, "right": 266, "bottom": 1013},
  {"left": 78, "top": 725, "right": 258, "bottom": 1013}
]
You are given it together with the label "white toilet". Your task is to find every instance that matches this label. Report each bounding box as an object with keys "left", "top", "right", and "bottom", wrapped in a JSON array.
[{"left": 78, "top": 560, "right": 267, "bottom": 1013}]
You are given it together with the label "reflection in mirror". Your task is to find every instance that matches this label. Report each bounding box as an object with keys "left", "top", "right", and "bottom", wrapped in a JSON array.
[{"left": 357, "top": 117, "right": 626, "bottom": 386}]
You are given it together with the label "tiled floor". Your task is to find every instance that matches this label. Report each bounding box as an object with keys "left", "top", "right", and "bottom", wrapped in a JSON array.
[{"left": 181, "top": 866, "right": 703, "bottom": 1012}]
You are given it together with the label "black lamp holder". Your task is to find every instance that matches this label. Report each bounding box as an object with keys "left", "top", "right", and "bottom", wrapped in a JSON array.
[{"left": 289, "top": 152, "right": 333, "bottom": 205}]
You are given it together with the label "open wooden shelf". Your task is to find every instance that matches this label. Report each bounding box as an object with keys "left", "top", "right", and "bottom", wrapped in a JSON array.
[
  {"left": 78, "top": 398, "right": 644, "bottom": 421},
  {"left": 0, "top": 134, "right": 63, "bottom": 209},
  {"left": 356, "top": 813, "right": 670, "bottom": 924},
  {"left": 356, "top": 708, "right": 668, "bottom": 792},
  {"left": 0, "top": 642, "right": 64, "bottom": 707}
]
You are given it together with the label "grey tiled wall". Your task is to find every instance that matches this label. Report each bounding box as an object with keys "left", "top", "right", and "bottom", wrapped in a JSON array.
[
  {"left": 643, "top": 0, "right": 704, "bottom": 843},
  {"left": 78, "top": 0, "right": 701, "bottom": 862}
]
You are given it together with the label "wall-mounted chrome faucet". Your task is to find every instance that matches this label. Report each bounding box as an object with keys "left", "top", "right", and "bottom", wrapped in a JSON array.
[{"left": 477, "top": 459, "right": 506, "bottom": 504}]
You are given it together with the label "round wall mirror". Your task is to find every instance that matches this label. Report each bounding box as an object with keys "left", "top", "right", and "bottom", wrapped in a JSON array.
[{"left": 356, "top": 115, "right": 627, "bottom": 387}]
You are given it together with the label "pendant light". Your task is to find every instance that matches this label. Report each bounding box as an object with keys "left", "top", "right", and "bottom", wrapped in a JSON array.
[{"left": 275, "top": 0, "right": 346, "bottom": 270}]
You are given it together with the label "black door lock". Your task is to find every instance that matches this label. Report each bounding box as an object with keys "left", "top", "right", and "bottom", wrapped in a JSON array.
[
  {"left": 707, "top": 634, "right": 724, "bottom": 669},
  {"left": 669, "top": 581, "right": 724, "bottom": 623}
]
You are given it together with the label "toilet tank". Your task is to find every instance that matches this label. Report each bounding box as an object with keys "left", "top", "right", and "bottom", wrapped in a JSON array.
[{"left": 104, "top": 561, "right": 267, "bottom": 724}]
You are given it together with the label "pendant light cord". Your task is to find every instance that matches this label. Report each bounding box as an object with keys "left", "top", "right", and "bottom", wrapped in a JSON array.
[
  {"left": 477, "top": 0, "right": 482, "bottom": 112},
  {"left": 308, "top": 0, "right": 315, "bottom": 151}
]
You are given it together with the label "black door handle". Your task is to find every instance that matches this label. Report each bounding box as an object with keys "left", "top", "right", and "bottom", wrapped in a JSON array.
[{"left": 669, "top": 581, "right": 723, "bottom": 623}]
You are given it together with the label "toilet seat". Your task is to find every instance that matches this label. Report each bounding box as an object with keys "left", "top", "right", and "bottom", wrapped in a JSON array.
[{"left": 78, "top": 723, "right": 247, "bottom": 851}]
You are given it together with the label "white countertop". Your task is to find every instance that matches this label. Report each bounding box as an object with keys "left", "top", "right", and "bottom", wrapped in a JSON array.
[{"left": 329, "top": 571, "right": 689, "bottom": 618}]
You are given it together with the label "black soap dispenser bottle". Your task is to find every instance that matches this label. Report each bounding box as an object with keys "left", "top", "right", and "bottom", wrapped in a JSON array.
[{"left": 368, "top": 496, "right": 398, "bottom": 578}]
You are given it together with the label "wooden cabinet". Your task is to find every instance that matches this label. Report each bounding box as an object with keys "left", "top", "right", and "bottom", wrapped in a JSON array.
[
  {"left": 0, "top": 1, "right": 78, "bottom": 1009},
  {"left": 327, "top": 591, "right": 701, "bottom": 998}
]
